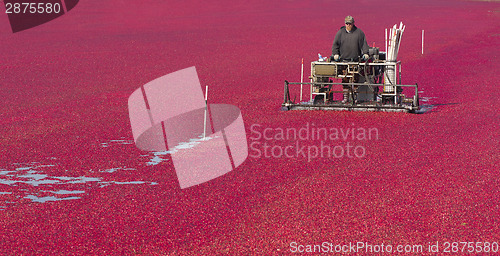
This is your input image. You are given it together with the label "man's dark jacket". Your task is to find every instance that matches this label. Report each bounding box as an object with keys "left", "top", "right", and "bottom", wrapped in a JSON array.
[{"left": 332, "top": 25, "right": 369, "bottom": 60}]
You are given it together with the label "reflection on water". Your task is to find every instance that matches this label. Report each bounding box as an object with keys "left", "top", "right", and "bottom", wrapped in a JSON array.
[{"left": 420, "top": 96, "right": 437, "bottom": 103}]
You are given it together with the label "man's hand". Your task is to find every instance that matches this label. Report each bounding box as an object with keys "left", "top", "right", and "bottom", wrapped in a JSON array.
[
  {"left": 334, "top": 54, "right": 340, "bottom": 61},
  {"left": 362, "top": 54, "right": 369, "bottom": 61}
]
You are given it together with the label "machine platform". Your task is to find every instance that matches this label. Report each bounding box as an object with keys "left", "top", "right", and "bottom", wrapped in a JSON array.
[{"left": 282, "top": 58, "right": 420, "bottom": 113}]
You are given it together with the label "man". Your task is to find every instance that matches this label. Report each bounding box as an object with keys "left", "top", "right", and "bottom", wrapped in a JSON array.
[
  {"left": 332, "top": 16, "right": 369, "bottom": 61},
  {"left": 331, "top": 16, "right": 370, "bottom": 103}
]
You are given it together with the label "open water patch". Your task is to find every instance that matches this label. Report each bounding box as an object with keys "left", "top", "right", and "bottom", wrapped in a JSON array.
[
  {"left": 1, "top": 136, "right": 212, "bottom": 209},
  {"left": 0, "top": 159, "right": 157, "bottom": 209}
]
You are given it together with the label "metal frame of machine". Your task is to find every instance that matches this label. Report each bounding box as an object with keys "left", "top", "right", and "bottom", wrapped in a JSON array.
[{"left": 282, "top": 58, "right": 420, "bottom": 113}]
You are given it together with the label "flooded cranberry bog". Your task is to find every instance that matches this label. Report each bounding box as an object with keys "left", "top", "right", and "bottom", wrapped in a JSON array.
[{"left": 0, "top": 0, "right": 499, "bottom": 254}]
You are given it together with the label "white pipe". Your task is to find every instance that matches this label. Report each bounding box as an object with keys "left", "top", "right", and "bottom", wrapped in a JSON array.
[
  {"left": 384, "top": 23, "right": 405, "bottom": 93},
  {"left": 300, "top": 58, "right": 304, "bottom": 102},
  {"left": 385, "top": 28, "right": 387, "bottom": 54},
  {"left": 395, "top": 25, "right": 404, "bottom": 59},
  {"left": 388, "top": 28, "right": 391, "bottom": 60}
]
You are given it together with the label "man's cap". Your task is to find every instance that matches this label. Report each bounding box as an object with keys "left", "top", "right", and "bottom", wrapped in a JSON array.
[{"left": 345, "top": 16, "right": 354, "bottom": 24}]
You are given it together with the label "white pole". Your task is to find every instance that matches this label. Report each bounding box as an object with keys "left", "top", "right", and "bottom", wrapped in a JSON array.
[
  {"left": 310, "top": 63, "right": 314, "bottom": 101},
  {"left": 203, "top": 85, "right": 208, "bottom": 140},
  {"left": 385, "top": 28, "right": 387, "bottom": 54},
  {"left": 205, "top": 85, "right": 208, "bottom": 101},
  {"left": 422, "top": 30, "right": 424, "bottom": 55},
  {"left": 300, "top": 58, "right": 304, "bottom": 102}
]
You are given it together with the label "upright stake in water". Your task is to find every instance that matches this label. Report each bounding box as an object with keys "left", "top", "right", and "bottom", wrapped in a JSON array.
[
  {"left": 422, "top": 30, "right": 424, "bottom": 55},
  {"left": 203, "top": 85, "right": 208, "bottom": 140},
  {"left": 300, "top": 58, "right": 304, "bottom": 102}
]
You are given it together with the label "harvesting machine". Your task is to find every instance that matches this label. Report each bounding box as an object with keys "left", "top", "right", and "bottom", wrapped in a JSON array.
[{"left": 282, "top": 23, "right": 420, "bottom": 113}]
